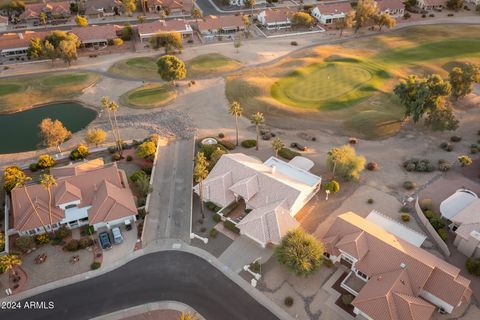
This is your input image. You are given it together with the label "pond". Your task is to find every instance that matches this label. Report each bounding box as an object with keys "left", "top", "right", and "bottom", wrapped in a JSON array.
[{"left": 0, "top": 102, "right": 97, "bottom": 154}]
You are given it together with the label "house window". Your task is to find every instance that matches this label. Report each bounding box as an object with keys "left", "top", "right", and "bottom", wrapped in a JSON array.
[
  {"left": 323, "top": 252, "right": 331, "bottom": 258},
  {"left": 326, "top": 18, "right": 332, "bottom": 24},
  {"left": 357, "top": 271, "right": 368, "bottom": 279},
  {"left": 28, "top": 229, "right": 36, "bottom": 235},
  {"left": 65, "top": 204, "right": 77, "bottom": 209}
]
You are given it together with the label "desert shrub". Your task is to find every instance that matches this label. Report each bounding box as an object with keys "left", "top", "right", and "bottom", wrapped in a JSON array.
[
  {"left": 438, "top": 160, "right": 452, "bottom": 172},
  {"left": 323, "top": 258, "right": 333, "bottom": 268},
  {"left": 70, "top": 144, "right": 89, "bottom": 160},
  {"left": 29, "top": 163, "right": 39, "bottom": 172},
  {"left": 400, "top": 205, "right": 410, "bottom": 213},
  {"left": 112, "top": 152, "right": 121, "bottom": 161},
  {"left": 403, "top": 12, "right": 411, "bottom": 19},
  {"left": 366, "top": 162, "right": 379, "bottom": 171},
  {"left": 126, "top": 155, "right": 133, "bottom": 161},
  {"left": 37, "top": 154, "right": 55, "bottom": 169},
  {"left": 284, "top": 296, "right": 294, "bottom": 307},
  {"left": 466, "top": 258, "right": 480, "bottom": 276},
  {"left": 241, "top": 139, "right": 257, "bottom": 148},
  {"left": 447, "top": 13, "right": 454, "bottom": 16},
  {"left": 218, "top": 132, "right": 225, "bottom": 138},
  {"left": 450, "top": 135, "right": 462, "bottom": 142},
  {"left": 35, "top": 233, "right": 50, "bottom": 245},
  {"left": 219, "top": 139, "right": 236, "bottom": 150},
  {"left": 424, "top": 209, "right": 434, "bottom": 220},
  {"left": 403, "top": 181, "right": 416, "bottom": 190},
  {"left": 142, "top": 166, "right": 153, "bottom": 175},
  {"left": 323, "top": 180, "right": 340, "bottom": 193},
  {"left": 440, "top": 142, "right": 453, "bottom": 151},
  {"left": 290, "top": 41, "right": 298, "bottom": 46},
  {"left": 430, "top": 217, "right": 445, "bottom": 230},
  {"left": 130, "top": 170, "right": 147, "bottom": 182},
  {"left": 420, "top": 199, "right": 433, "bottom": 211},
  {"left": 278, "top": 147, "right": 301, "bottom": 160},
  {"left": 208, "top": 147, "right": 228, "bottom": 171},
  {"left": 438, "top": 228, "right": 448, "bottom": 241},
  {"left": 91, "top": 262, "right": 101, "bottom": 270},
  {"left": 327, "top": 145, "right": 366, "bottom": 181},
  {"left": 56, "top": 226, "right": 72, "bottom": 239},
  {"left": 367, "top": 198, "right": 374, "bottom": 204},
  {"left": 200, "top": 143, "right": 228, "bottom": 159},
  {"left": 224, "top": 220, "right": 240, "bottom": 234},
  {"left": 249, "top": 261, "right": 261, "bottom": 273},
  {"left": 341, "top": 294, "right": 354, "bottom": 305},
  {"left": 429, "top": 13, "right": 435, "bottom": 17},
  {"left": 63, "top": 239, "right": 80, "bottom": 251},
  {"left": 209, "top": 228, "right": 218, "bottom": 238},
  {"left": 401, "top": 214, "right": 410, "bottom": 222},
  {"left": 78, "top": 237, "right": 94, "bottom": 249},
  {"left": 403, "top": 158, "right": 435, "bottom": 172},
  {"left": 14, "top": 236, "right": 35, "bottom": 253},
  {"left": 108, "top": 146, "right": 117, "bottom": 154},
  {"left": 213, "top": 213, "right": 222, "bottom": 222}
]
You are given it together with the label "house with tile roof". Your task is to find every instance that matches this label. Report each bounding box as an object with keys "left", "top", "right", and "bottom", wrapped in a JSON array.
[
  {"left": 377, "top": 0, "right": 405, "bottom": 17},
  {"left": 137, "top": 19, "right": 193, "bottom": 42},
  {"left": 193, "top": 153, "right": 321, "bottom": 247},
  {"left": 323, "top": 212, "right": 472, "bottom": 318},
  {"left": 311, "top": 2, "right": 352, "bottom": 24},
  {"left": 71, "top": 24, "right": 118, "bottom": 47},
  {"left": 228, "top": 0, "right": 267, "bottom": 6},
  {"left": 83, "top": 0, "right": 122, "bottom": 18},
  {"left": 10, "top": 159, "right": 137, "bottom": 236},
  {"left": 18, "top": 1, "right": 71, "bottom": 26},
  {"left": 144, "top": 0, "right": 194, "bottom": 16},
  {"left": 257, "top": 8, "right": 293, "bottom": 30},
  {"left": 197, "top": 15, "right": 245, "bottom": 40},
  {"left": 0, "top": 31, "right": 50, "bottom": 57},
  {"left": 416, "top": 0, "right": 445, "bottom": 10}
]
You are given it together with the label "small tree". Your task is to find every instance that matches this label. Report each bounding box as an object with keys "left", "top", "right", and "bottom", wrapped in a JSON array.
[
  {"left": 122, "top": 0, "right": 137, "bottom": 16},
  {"left": 150, "top": 32, "right": 183, "bottom": 54},
  {"left": 327, "top": 145, "right": 366, "bottom": 181},
  {"left": 58, "top": 39, "right": 78, "bottom": 66},
  {"left": 458, "top": 155, "right": 473, "bottom": 167},
  {"left": 27, "top": 36, "right": 44, "bottom": 58},
  {"left": 122, "top": 23, "right": 133, "bottom": 40},
  {"left": 194, "top": 152, "right": 209, "bottom": 217},
  {"left": 70, "top": 144, "right": 89, "bottom": 160},
  {"left": 14, "top": 236, "right": 35, "bottom": 253},
  {"left": 291, "top": 12, "right": 314, "bottom": 29},
  {"left": 271, "top": 137, "right": 284, "bottom": 157},
  {"left": 352, "top": 0, "right": 379, "bottom": 33},
  {"left": 449, "top": 64, "right": 480, "bottom": 100},
  {"left": 324, "top": 180, "right": 340, "bottom": 193},
  {"left": 250, "top": 112, "right": 265, "bottom": 151},
  {"left": 85, "top": 128, "right": 107, "bottom": 146},
  {"left": 446, "top": 0, "right": 464, "bottom": 10},
  {"left": 229, "top": 101, "right": 243, "bottom": 146},
  {"left": 39, "top": 12, "right": 47, "bottom": 27},
  {"left": 244, "top": 0, "right": 256, "bottom": 16},
  {"left": 137, "top": 141, "right": 157, "bottom": 159},
  {"left": 39, "top": 118, "right": 72, "bottom": 153},
  {"left": 337, "top": 11, "right": 354, "bottom": 37},
  {"left": 242, "top": 14, "right": 251, "bottom": 37},
  {"left": 43, "top": 40, "right": 57, "bottom": 66},
  {"left": 191, "top": 8, "right": 202, "bottom": 25},
  {"left": 373, "top": 12, "right": 396, "bottom": 31},
  {"left": 0, "top": 255, "right": 22, "bottom": 276},
  {"left": 233, "top": 39, "right": 242, "bottom": 53},
  {"left": 3, "top": 166, "right": 27, "bottom": 192},
  {"left": 157, "top": 55, "right": 187, "bottom": 85},
  {"left": 135, "top": 174, "right": 152, "bottom": 198},
  {"left": 75, "top": 15, "right": 88, "bottom": 27},
  {"left": 37, "top": 154, "right": 55, "bottom": 169},
  {"left": 275, "top": 229, "right": 324, "bottom": 276}
]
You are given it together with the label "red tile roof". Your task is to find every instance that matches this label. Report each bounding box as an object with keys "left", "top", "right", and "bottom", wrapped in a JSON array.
[
  {"left": 377, "top": 0, "right": 405, "bottom": 11},
  {"left": 315, "top": 2, "right": 352, "bottom": 16},
  {"left": 137, "top": 19, "right": 191, "bottom": 35},
  {"left": 71, "top": 24, "right": 117, "bottom": 42},
  {"left": 197, "top": 15, "right": 244, "bottom": 32}
]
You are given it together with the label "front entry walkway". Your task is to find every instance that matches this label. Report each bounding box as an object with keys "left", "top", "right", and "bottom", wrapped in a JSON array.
[{"left": 219, "top": 236, "right": 273, "bottom": 273}]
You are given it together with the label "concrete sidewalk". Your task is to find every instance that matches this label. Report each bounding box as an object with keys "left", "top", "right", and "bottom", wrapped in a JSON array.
[{"left": 219, "top": 236, "right": 273, "bottom": 273}]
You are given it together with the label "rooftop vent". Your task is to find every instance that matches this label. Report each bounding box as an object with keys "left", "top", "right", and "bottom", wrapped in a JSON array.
[{"left": 400, "top": 263, "right": 407, "bottom": 269}]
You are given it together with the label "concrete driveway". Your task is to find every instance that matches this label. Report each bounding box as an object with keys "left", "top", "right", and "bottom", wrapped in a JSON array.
[
  {"left": 101, "top": 224, "right": 138, "bottom": 266},
  {"left": 219, "top": 236, "right": 273, "bottom": 273}
]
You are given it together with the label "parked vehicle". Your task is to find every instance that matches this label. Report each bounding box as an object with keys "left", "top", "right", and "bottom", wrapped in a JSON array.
[
  {"left": 99, "top": 232, "right": 112, "bottom": 250},
  {"left": 290, "top": 142, "right": 307, "bottom": 151},
  {"left": 111, "top": 227, "right": 124, "bottom": 245},
  {"left": 125, "top": 219, "right": 132, "bottom": 231}
]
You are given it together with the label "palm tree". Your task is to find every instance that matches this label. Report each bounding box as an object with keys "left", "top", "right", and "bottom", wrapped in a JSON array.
[
  {"left": 229, "top": 101, "right": 243, "bottom": 146},
  {"left": 179, "top": 311, "right": 198, "bottom": 320},
  {"left": 101, "top": 97, "right": 121, "bottom": 156},
  {"left": 191, "top": 7, "right": 202, "bottom": 25},
  {"left": 39, "top": 12, "right": 47, "bottom": 30},
  {"left": 271, "top": 137, "right": 284, "bottom": 157},
  {"left": 250, "top": 112, "right": 265, "bottom": 151},
  {"left": 108, "top": 101, "right": 123, "bottom": 157},
  {"left": 193, "top": 152, "right": 209, "bottom": 218},
  {"left": 40, "top": 174, "right": 57, "bottom": 233},
  {"left": 14, "top": 175, "right": 48, "bottom": 234},
  {"left": 0, "top": 255, "right": 22, "bottom": 276}
]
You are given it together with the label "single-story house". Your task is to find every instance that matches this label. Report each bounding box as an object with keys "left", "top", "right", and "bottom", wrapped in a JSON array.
[
  {"left": 416, "top": 0, "right": 445, "bottom": 10},
  {"left": 377, "top": 0, "right": 405, "bottom": 17},
  {"left": 440, "top": 189, "right": 480, "bottom": 257},
  {"left": 10, "top": 159, "right": 137, "bottom": 236},
  {"left": 197, "top": 15, "right": 245, "bottom": 40},
  {"left": 323, "top": 212, "right": 472, "bottom": 319},
  {"left": 194, "top": 153, "right": 321, "bottom": 247},
  {"left": 137, "top": 19, "right": 193, "bottom": 42},
  {"left": 0, "top": 15, "right": 8, "bottom": 31},
  {"left": 144, "top": 0, "right": 193, "bottom": 15},
  {"left": 18, "top": 1, "right": 71, "bottom": 26},
  {"left": 257, "top": 8, "right": 293, "bottom": 30},
  {"left": 228, "top": 0, "right": 266, "bottom": 6},
  {"left": 311, "top": 2, "right": 352, "bottom": 25},
  {"left": 71, "top": 24, "right": 117, "bottom": 47},
  {"left": 0, "top": 31, "right": 50, "bottom": 58},
  {"left": 83, "top": 0, "right": 122, "bottom": 18}
]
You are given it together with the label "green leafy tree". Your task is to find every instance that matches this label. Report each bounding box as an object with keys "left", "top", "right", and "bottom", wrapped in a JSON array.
[
  {"left": 194, "top": 152, "right": 209, "bottom": 217},
  {"left": 45, "top": 30, "right": 80, "bottom": 48},
  {"left": 208, "top": 147, "right": 227, "bottom": 171},
  {"left": 157, "top": 55, "right": 187, "bottom": 84},
  {"left": 229, "top": 101, "right": 243, "bottom": 146},
  {"left": 458, "top": 155, "right": 473, "bottom": 167},
  {"left": 122, "top": 23, "right": 133, "bottom": 40},
  {"left": 39, "top": 118, "right": 72, "bottom": 153},
  {"left": 424, "top": 105, "right": 459, "bottom": 131},
  {"left": 327, "top": 145, "right": 366, "bottom": 181},
  {"left": 3, "top": 166, "right": 26, "bottom": 192},
  {"left": 373, "top": 12, "right": 396, "bottom": 31},
  {"left": 75, "top": 15, "right": 88, "bottom": 27},
  {"left": 250, "top": 112, "right": 265, "bottom": 151},
  {"left": 37, "top": 154, "right": 55, "bottom": 169},
  {"left": 27, "top": 36, "right": 44, "bottom": 58},
  {"left": 85, "top": 128, "right": 107, "bottom": 146},
  {"left": 137, "top": 141, "right": 157, "bottom": 159},
  {"left": 122, "top": 0, "right": 137, "bottom": 16},
  {"left": 271, "top": 137, "right": 284, "bottom": 157},
  {"left": 291, "top": 12, "right": 314, "bottom": 28},
  {"left": 446, "top": 0, "right": 464, "bottom": 10},
  {"left": 135, "top": 173, "right": 152, "bottom": 198},
  {"left": 39, "top": 174, "right": 57, "bottom": 230},
  {"left": 150, "top": 32, "right": 183, "bottom": 54},
  {"left": 275, "top": 229, "right": 324, "bottom": 276},
  {"left": 449, "top": 64, "right": 480, "bottom": 100},
  {"left": 324, "top": 180, "right": 340, "bottom": 193},
  {"left": 352, "top": 0, "right": 378, "bottom": 33},
  {"left": 0, "top": 255, "right": 22, "bottom": 276}
]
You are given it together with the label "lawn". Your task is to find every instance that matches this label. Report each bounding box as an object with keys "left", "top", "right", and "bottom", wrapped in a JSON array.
[
  {"left": 108, "top": 56, "right": 160, "bottom": 81},
  {"left": 186, "top": 53, "right": 243, "bottom": 78},
  {"left": 226, "top": 24, "right": 480, "bottom": 140},
  {"left": 119, "top": 83, "right": 176, "bottom": 109},
  {"left": 0, "top": 72, "right": 100, "bottom": 114}
]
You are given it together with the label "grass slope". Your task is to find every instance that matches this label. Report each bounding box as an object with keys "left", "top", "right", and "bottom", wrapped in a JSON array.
[
  {"left": 0, "top": 72, "right": 100, "bottom": 113},
  {"left": 119, "top": 83, "right": 176, "bottom": 109},
  {"left": 108, "top": 57, "right": 159, "bottom": 81},
  {"left": 186, "top": 53, "right": 243, "bottom": 78}
]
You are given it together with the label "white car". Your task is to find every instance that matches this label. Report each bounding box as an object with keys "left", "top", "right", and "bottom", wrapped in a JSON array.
[{"left": 111, "top": 227, "right": 124, "bottom": 245}]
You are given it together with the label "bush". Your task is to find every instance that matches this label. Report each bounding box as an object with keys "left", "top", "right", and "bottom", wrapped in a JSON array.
[
  {"left": 403, "top": 158, "right": 435, "bottom": 172},
  {"left": 450, "top": 135, "right": 462, "bottom": 142},
  {"left": 422, "top": 14, "right": 427, "bottom": 18},
  {"left": 403, "top": 12, "right": 411, "bottom": 19},
  {"left": 112, "top": 152, "right": 121, "bottom": 161},
  {"left": 447, "top": 13, "right": 454, "bottom": 16},
  {"left": 438, "top": 160, "right": 452, "bottom": 172},
  {"left": 249, "top": 261, "right": 261, "bottom": 273},
  {"left": 224, "top": 220, "right": 240, "bottom": 234},
  {"left": 209, "top": 228, "right": 218, "bottom": 238},
  {"left": 142, "top": 166, "right": 153, "bottom": 175},
  {"left": 219, "top": 139, "right": 236, "bottom": 150},
  {"left": 290, "top": 41, "right": 298, "bottom": 46},
  {"left": 429, "top": 13, "right": 435, "bottom": 17},
  {"left": 78, "top": 237, "right": 94, "bottom": 249},
  {"left": 35, "top": 233, "right": 50, "bottom": 245},
  {"left": 401, "top": 214, "right": 410, "bottom": 222},
  {"left": 420, "top": 199, "right": 433, "bottom": 211},
  {"left": 323, "top": 258, "right": 333, "bottom": 268},
  {"left": 199, "top": 143, "right": 228, "bottom": 159},
  {"left": 56, "top": 225, "right": 72, "bottom": 239},
  {"left": 403, "top": 181, "right": 416, "bottom": 190},
  {"left": 466, "top": 258, "right": 480, "bottom": 276},
  {"left": 130, "top": 170, "right": 147, "bottom": 182},
  {"left": 366, "top": 162, "right": 379, "bottom": 171},
  {"left": 284, "top": 296, "right": 294, "bottom": 307},
  {"left": 14, "top": 236, "right": 35, "bottom": 253},
  {"left": 51, "top": 238, "right": 63, "bottom": 246},
  {"left": 400, "top": 205, "right": 410, "bottom": 213},
  {"left": 241, "top": 139, "right": 257, "bottom": 148},
  {"left": 341, "top": 294, "right": 354, "bottom": 305},
  {"left": 70, "top": 144, "right": 89, "bottom": 160},
  {"left": 91, "top": 262, "right": 101, "bottom": 270},
  {"left": 440, "top": 142, "right": 453, "bottom": 151},
  {"left": 323, "top": 180, "right": 340, "bottom": 193},
  {"left": 37, "top": 154, "right": 55, "bottom": 169},
  {"left": 213, "top": 213, "right": 222, "bottom": 222},
  {"left": 278, "top": 147, "right": 301, "bottom": 160},
  {"left": 63, "top": 239, "right": 80, "bottom": 251},
  {"left": 108, "top": 146, "right": 117, "bottom": 154},
  {"left": 126, "top": 155, "right": 133, "bottom": 161},
  {"left": 367, "top": 198, "right": 374, "bottom": 204},
  {"left": 430, "top": 217, "right": 446, "bottom": 230},
  {"left": 327, "top": 145, "right": 366, "bottom": 181},
  {"left": 438, "top": 228, "right": 448, "bottom": 242},
  {"left": 424, "top": 209, "right": 434, "bottom": 220},
  {"left": 29, "top": 163, "right": 39, "bottom": 172},
  {"left": 218, "top": 133, "right": 225, "bottom": 139}
]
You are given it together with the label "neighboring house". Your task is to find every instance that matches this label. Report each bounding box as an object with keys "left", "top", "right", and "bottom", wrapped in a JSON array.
[
  {"left": 18, "top": 1, "right": 71, "bottom": 26},
  {"left": 0, "top": 15, "right": 8, "bottom": 31},
  {"left": 144, "top": 0, "right": 193, "bottom": 16},
  {"left": 71, "top": 24, "right": 117, "bottom": 47},
  {"left": 83, "top": 0, "right": 122, "bottom": 18},
  {"left": 197, "top": 15, "right": 245, "bottom": 40},
  {"left": 416, "top": 0, "right": 445, "bottom": 10},
  {"left": 311, "top": 2, "right": 352, "bottom": 25},
  {"left": 466, "top": 0, "right": 480, "bottom": 5},
  {"left": 228, "top": 0, "right": 267, "bottom": 6},
  {"left": 10, "top": 159, "right": 137, "bottom": 236},
  {"left": 440, "top": 189, "right": 480, "bottom": 257},
  {"left": 323, "top": 212, "right": 472, "bottom": 318},
  {"left": 193, "top": 153, "right": 321, "bottom": 247},
  {"left": 377, "top": 0, "right": 405, "bottom": 17},
  {"left": 0, "top": 31, "right": 50, "bottom": 58},
  {"left": 257, "top": 8, "right": 293, "bottom": 30},
  {"left": 137, "top": 19, "right": 193, "bottom": 42}
]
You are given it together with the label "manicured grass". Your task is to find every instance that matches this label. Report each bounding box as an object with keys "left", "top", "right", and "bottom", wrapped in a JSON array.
[
  {"left": 108, "top": 56, "right": 159, "bottom": 81},
  {"left": 186, "top": 53, "right": 243, "bottom": 78},
  {"left": 226, "top": 24, "right": 480, "bottom": 140},
  {"left": 119, "top": 83, "right": 176, "bottom": 109},
  {"left": 0, "top": 72, "right": 100, "bottom": 114}
]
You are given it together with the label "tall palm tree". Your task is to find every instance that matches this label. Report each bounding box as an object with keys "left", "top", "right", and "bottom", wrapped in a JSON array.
[
  {"left": 40, "top": 174, "right": 57, "bottom": 233},
  {"left": 250, "top": 112, "right": 265, "bottom": 151},
  {"left": 179, "top": 311, "right": 198, "bottom": 320},
  {"left": 15, "top": 176, "right": 48, "bottom": 234},
  {"left": 229, "top": 101, "right": 243, "bottom": 146},
  {"left": 101, "top": 97, "right": 121, "bottom": 155},
  {"left": 0, "top": 254, "right": 22, "bottom": 276},
  {"left": 271, "top": 137, "right": 284, "bottom": 157},
  {"left": 193, "top": 152, "right": 209, "bottom": 218},
  {"left": 191, "top": 7, "right": 202, "bottom": 25},
  {"left": 108, "top": 101, "right": 123, "bottom": 157}
]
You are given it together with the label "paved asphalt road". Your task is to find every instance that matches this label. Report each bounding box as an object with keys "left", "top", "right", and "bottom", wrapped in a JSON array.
[{"left": 0, "top": 251, "right": 279, "bottom": 320}]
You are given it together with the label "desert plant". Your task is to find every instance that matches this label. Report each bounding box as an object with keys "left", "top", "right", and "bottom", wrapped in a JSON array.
[
  {"left": 403, "top": 181, "right": 416, "bottom": 190},
  {"left": 209, "top": 228, "right": 218, "bottom": 238},
  {"left": 367, "top": 198, "right": 374, "bottom": 204},
  {"left": 91, "top": 261, "right": 101, "bottom": 270},
  {"left": 430, "top": 217, "right": 445, "bottom": 230},
  {"left": 56, "top": 225, "right": 72, "bottom": 239},
  {"left": 366, "top": 162, "right": 379, "bottom": 171},
  {"left": 241, "top": 139, "right": 257, "bottom": 148},
  {"left": 14, "top": 236, "right": 35, "bottom": 253},
  {"left": 37, "top": 154, "right": 55, "bottom": 169},
  {"left": 35, "top": 233, "right": 50, "bottom": 245},
  {"left": 63, "top": 239, "right": 80, "bottom": 251},
  {"left": 401, "top": 214, "right": 410, "bottom": 222}
]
